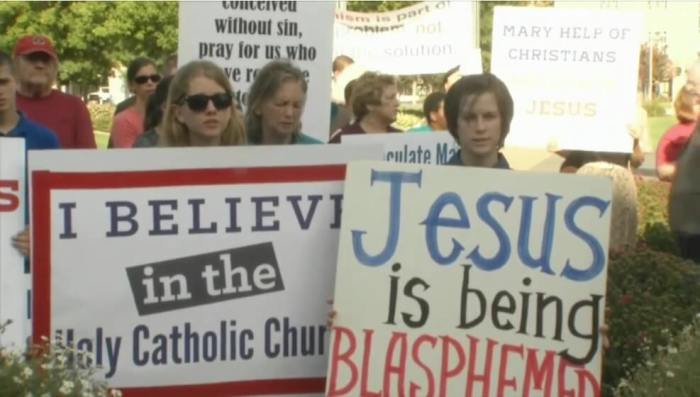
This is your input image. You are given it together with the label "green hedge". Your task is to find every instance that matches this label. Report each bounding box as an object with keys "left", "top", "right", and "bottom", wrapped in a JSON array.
[
  {"left": 601, "top": 178, "right": 700, "bottom": 395},
  {"left": 87, "top": 103, "right": 115, "bottom": 133},
  {"left": 603, "top": 248, "right": 700, "bottom": 395}
]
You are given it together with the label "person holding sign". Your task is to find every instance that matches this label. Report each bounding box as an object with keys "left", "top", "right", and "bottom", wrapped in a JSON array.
[
  {"left": 0, "top": 51, "right": 59, "bottom": 258},
  {"left": 159, "top": 60, "right": 245, "bottom": 147},
  {"left": 245, "top": 60, "right": 321, "bottom": 145},
  {"left": 443, "top": 73, "right": 513, "bottom": 169},
  {"left": 110, "top": 57, "right": 160, "bottom": 148},
  {"left": 328, "top": 71, "right": 402, "bottom": 143}
]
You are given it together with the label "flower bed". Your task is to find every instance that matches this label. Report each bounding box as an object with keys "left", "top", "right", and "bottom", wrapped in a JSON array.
[{"left": 601, "top": 178, "right": 700, "bottom": 396}]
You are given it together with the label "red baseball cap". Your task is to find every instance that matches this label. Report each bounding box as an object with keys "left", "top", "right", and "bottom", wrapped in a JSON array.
[{"left": 13, "top": 35, "right": 58, "bottom": 61}]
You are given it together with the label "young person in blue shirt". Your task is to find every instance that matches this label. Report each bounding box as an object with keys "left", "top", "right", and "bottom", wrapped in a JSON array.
[
  {"left": 444, "top": 73, "right": 513, "bottom": 169},
  {"left": 0, "top": 51, "right": 59, "bottom": 258},
  {"left": 408, "top": 91, "right": 447, "bottom": 133},
  {"left": 245, "top": 60, "right": 321, "bottom": 145}
]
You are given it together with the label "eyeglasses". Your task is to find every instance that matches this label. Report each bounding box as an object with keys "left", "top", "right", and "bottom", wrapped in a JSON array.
[
  {"left": 133, "top": 74, "right": 161, "bottom": 85},
  {"left": 181, "top": 93, "right": 233, "bottom": 112}
]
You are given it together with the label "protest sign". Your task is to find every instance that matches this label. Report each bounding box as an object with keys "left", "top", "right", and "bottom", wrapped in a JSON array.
[
  {"left": 342, "top": 134, "right": 564, "bottom": 172},
  {"left": 334, "top": 1, "right": 479, "bottom": 75},
  {"left": 491, "top": 6, "right": 643, "bottom": 152},
  {"left": 178, "top": 1, "right": 334, "bottom": 142},
  {"left": 328, "top": 161, "right": 612, "bottom": 396},
  {"left": 29, "top": 145, "right": 382, "bottom": 396},
  {"left": 342, "top": 132, "right": 459, "bottom": 165},
  {"left": 0, "top": 139, "right": 28, "bottom": 349}
]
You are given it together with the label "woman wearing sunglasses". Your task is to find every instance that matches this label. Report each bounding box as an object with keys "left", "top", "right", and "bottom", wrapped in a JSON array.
[
  {"left": 160, "top": 60, "right": 245, "bottom": 147},
  {"left": 245, "top": 60, "right": 321, "bottom": 145},
  {"left": 110, "top": 57, "right": 161, "bottom": 148}
]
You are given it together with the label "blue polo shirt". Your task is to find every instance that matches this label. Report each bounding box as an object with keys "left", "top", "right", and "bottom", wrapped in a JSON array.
[
  {"left": 1, "top": 112, "right": 60, "bottom": 150},
  {"left": 446, "top": 150, "right": 511, "bottom": 169}
]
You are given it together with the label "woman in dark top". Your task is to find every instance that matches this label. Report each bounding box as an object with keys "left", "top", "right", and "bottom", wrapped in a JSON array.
[
  {"left": 132, "top": 75, "right": 173, "bottom": 148},
  {"left": 245, "top": 60, "right": 320, "bottom": 145},
  {"left": 329, "top": 71, "right": 401, "bottom": 143},
  {"left": 443, "top": 73, "right": 513, "bottom": 169}
]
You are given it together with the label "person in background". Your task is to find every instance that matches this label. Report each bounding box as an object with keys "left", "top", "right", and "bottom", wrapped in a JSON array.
[
  {"left": 132, "top": 75, "right": 173, "bottom": 148},
  {"left": 13, "top": 34, "right": 95, "bottom": 148},
  {"left": 443, "top": 73, "right": 513, "bottom": 169},
  {"left": 0, "top": 51, "right": 60, "bottom": 257},
  {"left": 669, "top": 122, "right": 700, "bottom": 263},
  {"left": 110, "top": 57, "right": 160, "bottom": 148},
  {"left": 329, "top": 71, "right": 401, "bottom": 143},
  {"left": 246, "top": 60, "right": 320, "bottom": 145},
  {"left": 159, "top": 60, "right": 245, "bottom": 147},
  {"left": 408, "top": 91, "right": 447, "bottom": 132},
  {"left": 656, "top": 87, "right": 699, "bottom": 181},
  {"left": 162, "top": 53, "right": 178, "bottom": 78},
  {"left": 115, "top": 53, "right": 178, "bottom": 115},
  {"left": 330, "top": 55, "right": 364, "bottom": 135}
]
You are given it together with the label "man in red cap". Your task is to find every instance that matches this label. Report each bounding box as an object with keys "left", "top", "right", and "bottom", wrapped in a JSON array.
[{"left": 13, "top": 34, "right": 96, "bottom": 148}]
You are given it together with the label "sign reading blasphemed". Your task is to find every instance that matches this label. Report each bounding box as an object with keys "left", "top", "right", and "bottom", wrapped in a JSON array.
[
  {"left": 29, "top": 145, "right": 382, "bottom": 396},
  {"left": 342, "top": 132, "right": 459, "bottom": 165},
  {"left": 491, "top": 7, "right": 642, "bottom": 152},
  {"left": 0, "top": 139, "right": 28, "bottom": 349},
  {"left": 328, "top": 162, "right": 612, "bottom": 396},
  {"left": 178, "top": 1, "right": 334, "bottom": 142},
  {"left": 334, "top": 1, "right": 479, "bottom": 75}
]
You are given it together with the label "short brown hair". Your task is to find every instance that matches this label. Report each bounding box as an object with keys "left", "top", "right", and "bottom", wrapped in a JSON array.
[
  {"left": 351, "top": 72, "right": 397, "bottom": 121},
  {"left": 332, "top": 55, "right": 354, "bottom": 74},
  {"left": 674, "top": 87, "right": 697, "bottom": 124},
  {"left": 444, "top": 73, "right": 514, "bottom": 147}
]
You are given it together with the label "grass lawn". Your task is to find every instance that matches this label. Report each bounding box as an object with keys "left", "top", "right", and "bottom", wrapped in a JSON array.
[{"left": 94, "top": 131, "right": 109, "bottom": 149}]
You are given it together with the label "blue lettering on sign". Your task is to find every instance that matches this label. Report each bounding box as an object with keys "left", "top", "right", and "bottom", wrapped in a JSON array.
[
  {"left": 561, "top": 196, "right": 610, "bottom": 281},
  {"left": 353, "top": 168, "right": 611, "bottom": 282},
  {"left": 351, "top": 170, "right": 422, "bottom": 267},
  {"left": 421, "top": 192, "right": 470, "bottom": 265},
  {"left": 467, "top": 192, "right": 514, "bottom": 271}
]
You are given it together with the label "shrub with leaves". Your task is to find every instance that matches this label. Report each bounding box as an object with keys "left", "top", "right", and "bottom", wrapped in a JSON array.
[
  {"left": 602, "top": 247, "right": 700, "bottom": 396},
  {"left": 87, "top": 103, "right": 116, "bottom": 133},
  {"left": 636, "top": 178, "right": 679, "bottom": 255},
  {"left": 0, "top": 321, "right": 121, "bottom": 397}
]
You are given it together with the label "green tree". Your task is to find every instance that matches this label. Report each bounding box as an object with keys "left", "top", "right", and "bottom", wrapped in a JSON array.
[
  {"left": 346, "top": 1, "right": 420, "bottom": 12},
  {"left": 0, "top": 2, "right": 177, "bottom": 93}
]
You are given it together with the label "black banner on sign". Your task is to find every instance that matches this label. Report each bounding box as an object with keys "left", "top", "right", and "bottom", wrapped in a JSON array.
[{"left": 126, "top": 242, "right": 284, "bottom": 315}]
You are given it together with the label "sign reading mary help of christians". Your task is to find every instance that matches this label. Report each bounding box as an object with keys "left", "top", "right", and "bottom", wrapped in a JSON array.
[
  {"left": 491, "top": 7, "right": 642, "bottom": 153},
  {"left": 328, "top": 162, "right": 612, "bottom": 396},
  {"left": 29, "top": 145, "right": 381, "bottom": 396}
]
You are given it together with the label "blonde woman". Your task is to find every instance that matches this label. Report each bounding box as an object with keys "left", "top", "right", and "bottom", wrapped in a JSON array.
[{"left": 160, "top": 60, "right": 245, "bottom": 147}]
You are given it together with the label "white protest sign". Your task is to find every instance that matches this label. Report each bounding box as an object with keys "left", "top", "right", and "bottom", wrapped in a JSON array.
[
  {"left": 342, "top": 132, "right": 459, "bottom": 165},
  {"left": 178, "top": 1, "right": 334, "bottom": 142},
  {"left": 29, "top": 145, "right": 382, "bottom": 396},
  {"left": 0, "top": 139, "right": 28, "bottom": 350},
  {"left": 491, "top": 6, "right": 643, "bottom": 152},
  {"left": 328, "top": 161, "right": 612, "bottom": 396},
  {"left": 334, "top": 1, "right": 479, "bottom": 75}
]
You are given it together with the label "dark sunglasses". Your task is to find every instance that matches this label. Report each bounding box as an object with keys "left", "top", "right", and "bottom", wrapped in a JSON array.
[
  {"left": 133, "top": 74, "right": 161, "bottom": 85},
  {"left": 182, "top": 93, "right": 233, "bottom": 112}
]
